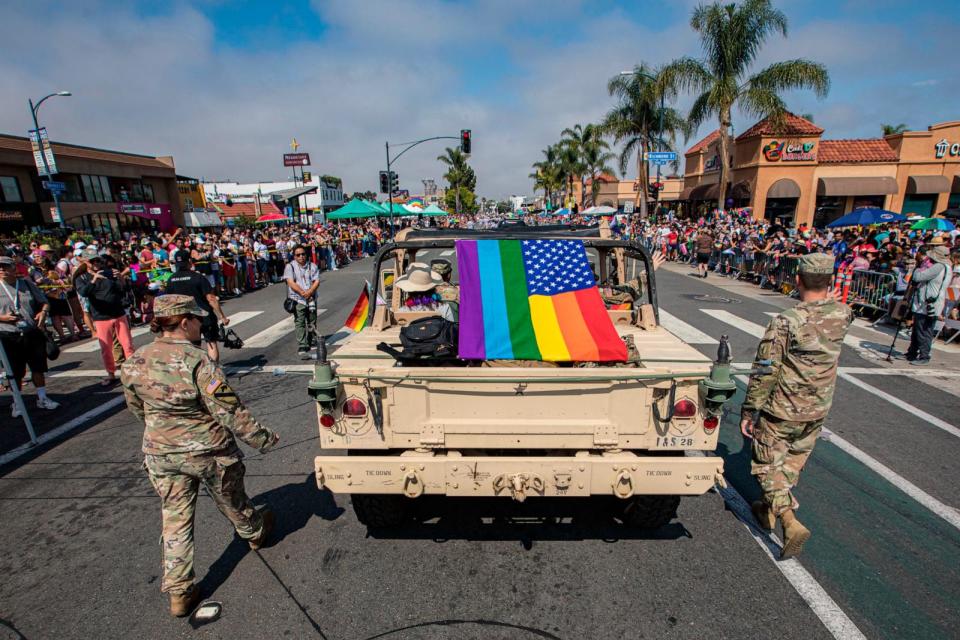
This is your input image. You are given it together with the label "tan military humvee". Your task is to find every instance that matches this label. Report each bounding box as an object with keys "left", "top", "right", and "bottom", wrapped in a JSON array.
[{"left": 310, "top": 223, "right": 737, "bottom": 528}]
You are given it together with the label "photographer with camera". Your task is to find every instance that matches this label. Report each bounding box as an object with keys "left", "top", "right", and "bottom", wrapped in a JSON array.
[
  {"left": 75, "top": 254, "right": 135, "bottom": 386},
  {"left": 164, "top": 252, "right": 229, "bottom": 362},
  {"left": 283, "top": 244, "right": 319, "bottom": 360},
  {"left": 0, "top": 255, "right": 59, "bottom": 414}
]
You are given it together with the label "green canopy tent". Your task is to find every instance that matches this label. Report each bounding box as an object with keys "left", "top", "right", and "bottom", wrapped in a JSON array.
[
  {"left": 421, "top": 204, "right": 449, "bottom": 217},
  {"left": 327, "top": 199, "right": 381, "bottom": 220}
]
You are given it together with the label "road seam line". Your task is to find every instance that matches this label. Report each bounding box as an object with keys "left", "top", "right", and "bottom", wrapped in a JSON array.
[{"left": 837, "top": 372, "right": 960, "bottom": 439}]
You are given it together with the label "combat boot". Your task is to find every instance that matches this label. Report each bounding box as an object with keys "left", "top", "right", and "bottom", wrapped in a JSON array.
[
  {"left": 780, "top": 509, "right": 811, "bottom": 560},
  {"left": 248, "top": 509, "right": 275, "bottom": 550},
  {"left": 751, "top": 500, "right": 775, "bottom": 531},
  {"left": 169, "top": 586, "right": 201, "bottom": 617}
]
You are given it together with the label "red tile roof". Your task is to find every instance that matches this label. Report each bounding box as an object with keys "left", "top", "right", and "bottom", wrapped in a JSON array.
[
  {"left": 735, "top": 112, "right": 823, "bottom": 141},
  {"left": 585, "top": 172, "right": 618, "bottom": 185},
  {"left": 213, "top": 201, "right": 283, "bottom": 219},
  {"left": 686, "top": 129, "right": 720, "bottom": 154},
  {"left": 818, "top": 139, "right": 899, "bottom": 163}
]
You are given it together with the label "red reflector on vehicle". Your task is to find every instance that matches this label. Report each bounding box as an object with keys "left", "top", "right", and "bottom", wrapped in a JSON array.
[
  {"left": 343, "top": 398, "right": 367, "bottom": 417},
  {"left": 703, "top": 416, "right": 720, "bottom": 432},
  {"left": 673, "top": 399, "right": 697, "bottom": 418},
  {"left": 320, "top": 414, "right": 335, "bottom": 428}
]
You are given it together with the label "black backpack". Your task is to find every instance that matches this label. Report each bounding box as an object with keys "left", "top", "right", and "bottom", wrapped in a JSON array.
[{"left": 377, "top": 317, "right": 458, "bottom": 362}]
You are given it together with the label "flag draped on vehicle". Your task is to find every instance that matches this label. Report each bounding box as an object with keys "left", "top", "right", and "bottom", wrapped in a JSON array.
[{"left": 456, "top": 239, "right": 627, "bottom": 361}]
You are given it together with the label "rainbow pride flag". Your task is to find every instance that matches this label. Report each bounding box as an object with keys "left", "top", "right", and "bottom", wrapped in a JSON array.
[
  {"left": 456, "top": 239, "right": 627, "bottom": 361},
  {"left": 343, "top": 282, "right": 370, "bottom": 332}
]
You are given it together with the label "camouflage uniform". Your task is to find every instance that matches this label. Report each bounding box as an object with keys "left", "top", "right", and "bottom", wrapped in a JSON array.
[
  {"left": 742, "top": 255, "right": 852, "bottom": 516},
  {"left": 120, "top": 295, "right": 278, "bottom": 595}
]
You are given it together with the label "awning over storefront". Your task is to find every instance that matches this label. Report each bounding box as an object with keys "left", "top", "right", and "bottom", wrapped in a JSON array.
[
  {"left": 679, "top": 187, "right": 693, "bottom": 200},
  {"left": 731, "top": 180, "right": 752, "bottom": 199},
  {"left": 269, "top": 185, "right": 317, "bottom": 201},
  {"left": 906, "top": 175, "right": 950, "bottom": 194},
  {"left": 185, "top": 210, "right": 222, "bottom": 227},
  {"left": 690, "top": 183, "right": 719, "bottom": 200},
  {"left": 817, "top": 177, "right": 898, "bottom": 196},
  {"left": 767, "top": 178, "right": 801, "bottom": 199}
]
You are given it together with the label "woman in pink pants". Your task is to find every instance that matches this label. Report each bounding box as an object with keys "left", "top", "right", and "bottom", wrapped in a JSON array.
[{"left": 74, "top": 256, "right": 135, "bottom": 385}]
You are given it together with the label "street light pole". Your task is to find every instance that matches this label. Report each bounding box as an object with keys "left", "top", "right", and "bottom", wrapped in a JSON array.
[
  {"left": 28, "top": 91, "right": 71, "bottom": 229},
  {"left": 619, "top": 71, "right": 664, "bottom": 218}
]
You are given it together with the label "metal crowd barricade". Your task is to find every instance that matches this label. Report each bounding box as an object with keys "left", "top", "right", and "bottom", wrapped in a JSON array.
[
  {"left": 846, "top": 269, "right": 896, "bottom": 316},
  {"left": 768, "top": 256, "right": 801, "bottom": 295}
]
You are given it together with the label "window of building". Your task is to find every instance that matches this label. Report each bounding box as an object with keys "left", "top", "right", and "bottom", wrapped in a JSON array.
[
  {"left": 80, "top": 174, "right": 113, "bottom": 202},
  {"left": 0, "top": 176, "right": 22, "bottom": 203}
]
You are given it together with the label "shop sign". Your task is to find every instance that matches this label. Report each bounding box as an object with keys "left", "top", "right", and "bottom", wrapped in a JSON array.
[
  {"left": 28, "top": 127, "right": 58, "bottom": 176},
  {"left": 0, "top": 210, "right": 24, "bottom": 222},
  {"left": 119, "top": 203, "right": 146, "bottom": 214},
  {"left": 704, "top": 154, "right": 720, "bottom": 172},
  {"left": 934, "top": 138, "right": 960, "bottom": 158},
  {"left": 283, "top": 153, "right": 311, "bottom": 167},
  {"left": 763, "top": 140, "right": 815, "bottom": 162}
]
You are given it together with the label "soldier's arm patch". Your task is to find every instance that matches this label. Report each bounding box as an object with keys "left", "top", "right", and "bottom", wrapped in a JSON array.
[{"left": 196, "top": 361, "right": 239, "bottom": 408}]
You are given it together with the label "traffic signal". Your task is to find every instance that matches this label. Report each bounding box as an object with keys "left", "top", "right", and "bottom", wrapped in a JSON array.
[
  {"left": 379, "top": 171, "right": 389, "bottom": 194},
  {"left": 460, "top": 129, "right": 471, "bottom": 154},
  {"left": 648, "top": 182, "right": 662, "bottom": 200},
  {"left": 390, "top": 172, "right": 399, "bottom": 193}
]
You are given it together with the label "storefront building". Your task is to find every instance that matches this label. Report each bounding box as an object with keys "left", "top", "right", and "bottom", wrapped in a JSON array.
[
  {"left": 682, "top": 115, "right": 960, "bottom": 227},
  {"left": 581, "top": 174, "right": 684, "bottom": 210},
  {"left": 0, "top": 133, "right": 183, "bottom": 237}
]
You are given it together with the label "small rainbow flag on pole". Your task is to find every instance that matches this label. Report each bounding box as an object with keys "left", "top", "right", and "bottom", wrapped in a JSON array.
[
  {"left": 456, "top": 239, "right": 626, "bottom": 361},
  {"left": 343, "top": 282, "right": 370, "bottom": 332}
]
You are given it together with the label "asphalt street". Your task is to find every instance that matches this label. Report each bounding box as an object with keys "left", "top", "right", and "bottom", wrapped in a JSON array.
[{"left": 1, "top": 252, "right": 958, "bottom": 639}]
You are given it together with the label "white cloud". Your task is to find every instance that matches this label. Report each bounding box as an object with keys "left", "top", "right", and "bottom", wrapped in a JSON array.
[{"left": 0, "top": 1, "right": 956, "bottom": 201}]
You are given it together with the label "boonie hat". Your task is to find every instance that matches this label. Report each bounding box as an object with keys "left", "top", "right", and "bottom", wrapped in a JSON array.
[
  {"left": 926, "top": 236, "right": 945, "bottom": 246},
  {"left": 430, "top": 259, "right": 452, "bottom": 275},
  {"left": 798, "top": 253, "right": 834, "bottom": 275},
  {"left": 0, "top": 255, "right": 14, "bottom": 266},
  {"left": 153, "top": 294, "right": 209, "bottom": 318}
]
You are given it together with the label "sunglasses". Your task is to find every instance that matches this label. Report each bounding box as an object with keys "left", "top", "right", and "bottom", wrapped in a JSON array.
[{"left": 294, "top": 252, "right": 306, "bottom": 257}]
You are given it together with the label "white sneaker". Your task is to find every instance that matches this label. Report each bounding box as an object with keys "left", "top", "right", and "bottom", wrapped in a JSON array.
[
  {"left": 11, "top": 403, "right": 21, "bottom": 418},
  {"left": 37, "top": 397, "right": 60, "bottom": 410}
]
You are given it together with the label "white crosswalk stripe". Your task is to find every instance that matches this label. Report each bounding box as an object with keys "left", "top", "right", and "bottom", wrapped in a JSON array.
[
  {"left": 64, "top": 310, "right": 264, "bottom": 353},
  {"left": 242, "top": 308, "right": 326, "bottom": 348},
  {"left": 658, "top": 309, "right": 718, "bottom": 344},
  {"left": 701, "top": 309, "right": 766, "bottom": 338},
  {"left": 440, "top": 249, "right": 455, "bottom": 257}
]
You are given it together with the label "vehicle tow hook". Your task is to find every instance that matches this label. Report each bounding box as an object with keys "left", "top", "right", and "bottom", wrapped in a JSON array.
[
  {"left": 493, "top": 473, "right": 544, "bottom": 502},
  {"left": 402, "top": 470, "right": 424, "bottom": 498},
  {"left": 714, "top": 469, "right": 728, "bottom": 490},
  {"left": 315, "top": 468, "right": 325, "bottom": 490},
  {"left": 612, "top": 469, "right": 635, "bottom": 499}
]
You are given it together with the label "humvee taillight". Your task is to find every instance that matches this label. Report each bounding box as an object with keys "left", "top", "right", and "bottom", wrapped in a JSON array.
[
  {"left": 320, "top": 414, "right": 335, "bottom": 428},
  {"left": 703, "top": 416, "right": 719, "bottom": 432},
  {"left": 673, "top": 399, "right": 697, "bottom": 418},
  {"left": 343, "top": 399, "right": 367, "bottom": 417}
]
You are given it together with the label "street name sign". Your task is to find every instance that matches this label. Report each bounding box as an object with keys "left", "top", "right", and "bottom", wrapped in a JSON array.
[
  {"left": 42, "top": 180, "right": 66, "bottom": 193},
  {"left": 647, "top": 151, "right": 677, "bottom": 165}
]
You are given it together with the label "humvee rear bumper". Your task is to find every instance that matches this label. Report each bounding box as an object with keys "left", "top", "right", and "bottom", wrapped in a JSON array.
[{"left": 314, "top": 453, "right": 725, "bottom": 500}]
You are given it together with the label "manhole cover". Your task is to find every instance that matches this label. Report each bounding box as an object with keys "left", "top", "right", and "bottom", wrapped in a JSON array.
[{"left": 690, "top": 294, "right": 742, "bottom": 304}]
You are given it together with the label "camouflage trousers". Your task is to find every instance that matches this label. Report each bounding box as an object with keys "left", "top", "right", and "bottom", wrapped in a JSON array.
[
  {"left": 750, "top": 414, "right": 823, "bottom": 517},
  {"left": 144, "top": 451, "right": 265, "bottom": 594}
]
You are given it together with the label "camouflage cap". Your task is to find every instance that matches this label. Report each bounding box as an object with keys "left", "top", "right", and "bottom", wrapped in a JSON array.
[
  {"left": 798, "top": 252, "right": 835, "bottom": 275},
  {"left": 430, "top": 259, "right": 452, "bottom": 275},
  {"left": 153, "top": 294, "right": 209, "bottom": 318}
]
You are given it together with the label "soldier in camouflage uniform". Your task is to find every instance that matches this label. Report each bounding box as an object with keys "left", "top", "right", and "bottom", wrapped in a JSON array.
[
  {"left": 120, "top": 295, "right": 280, "bottom": 616},
  {"left": 740, "top": 253, "right": 852, "bottom": 559},
  {"left": 430, "top": 259, "right": 459, "bottom": 304}
]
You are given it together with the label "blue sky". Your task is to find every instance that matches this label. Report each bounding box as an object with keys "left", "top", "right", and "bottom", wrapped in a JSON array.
[{"left": 1, "top": 0, "right": 958, "bottom": 198}]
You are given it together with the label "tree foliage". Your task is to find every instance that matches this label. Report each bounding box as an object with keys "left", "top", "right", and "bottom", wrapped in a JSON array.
[
  {"left": 437, "top": 147, "right": 477, "bottom": 214},
  {"left": 660, "top": 0, "right": 829, "bottom": 210},
  {"left": 881, "top": 123, "right": 907, "bottom": 136}
]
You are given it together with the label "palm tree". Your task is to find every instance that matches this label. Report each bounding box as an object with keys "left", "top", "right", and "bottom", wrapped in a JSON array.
[
  {"left": 437, "top": 147, "right": 475, "bottom": 215},
  {"left": 557, "top": 142, "right": 581, "bottom": 207},
  {"left": 661, "top": 0, "right": 830, "bottom": 211},
  {"left": 583, "top": 143, "right": 617, "bottom": 206},
  {"left": 602, "top": 63, "right": 690, "bottom": 218},
  {"left": 560, "top": 123, "right": 615, "bottom": 207},
  {"left": 530, "top": 144, "right": 563, "bottom": 210},
  {"left": 881, "top": 123, "right": 907, "bottom": 136}
]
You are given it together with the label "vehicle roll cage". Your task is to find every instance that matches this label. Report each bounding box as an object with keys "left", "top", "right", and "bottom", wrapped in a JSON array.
[{"left": 366, "top": 236, "right": 659, "bottom": 325}]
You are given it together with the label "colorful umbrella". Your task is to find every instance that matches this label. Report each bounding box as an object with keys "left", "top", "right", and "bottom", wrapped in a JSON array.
[
  {"left": 911, "top": 217, "right": 956, "bottom": 231},
  {"left": 825, "top": 207, "right": 906, "bottom": 228}
]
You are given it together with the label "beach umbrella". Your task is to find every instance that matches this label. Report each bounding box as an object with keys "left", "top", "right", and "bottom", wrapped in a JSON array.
[
  {"left": 583, "top": 205, "right": 616, "bottom": 216},
  {"left": 938, "top": 208, "right": 960, "bottom": 221},
  {"left": 255, "top": 212, "right": 288, "bottom": 223},
  {"left": 825, "top": 207, "right": 906, "bottom": 228},
  {"left": 554, "top": 208, "right": 571, "bottom": 216},
  {"left": 911, "top": 217, "right": 956, "bottom": 232}
]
